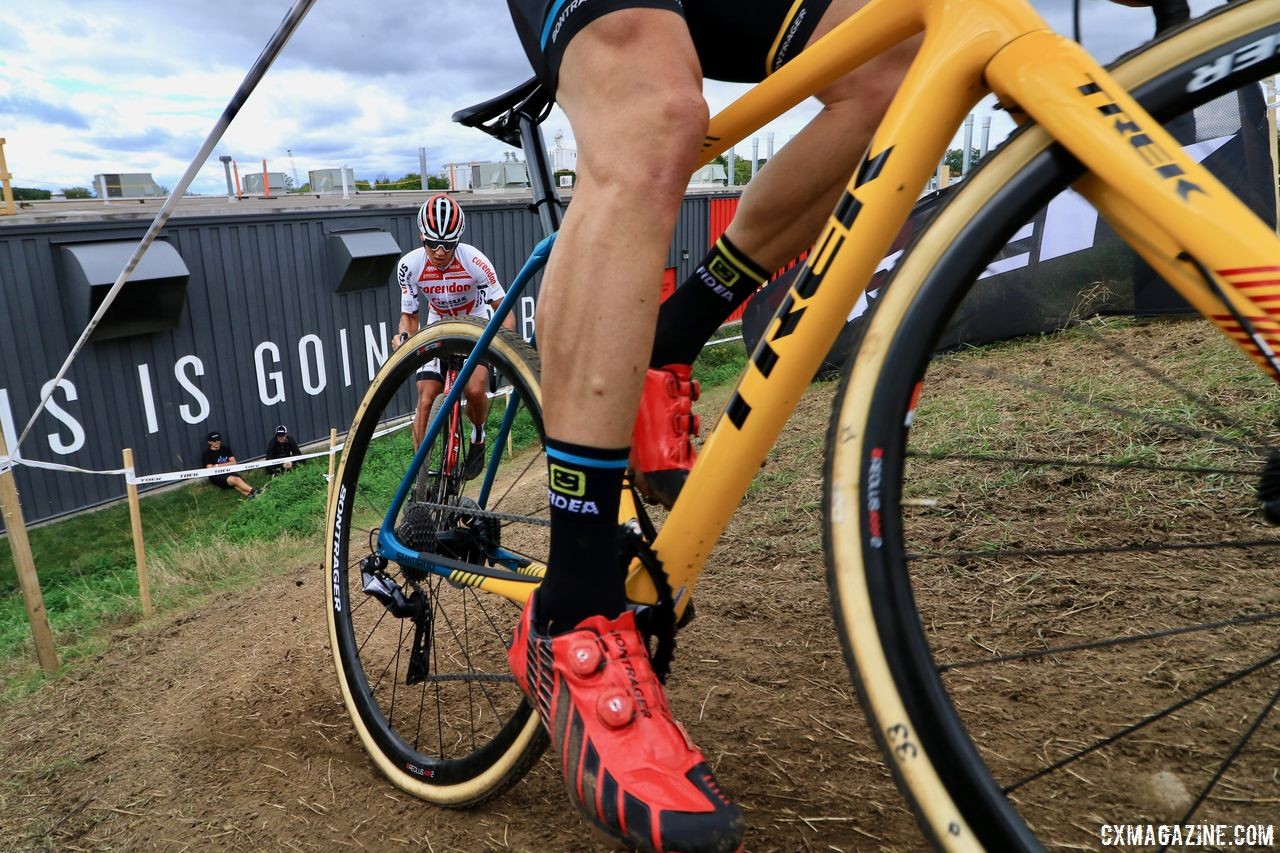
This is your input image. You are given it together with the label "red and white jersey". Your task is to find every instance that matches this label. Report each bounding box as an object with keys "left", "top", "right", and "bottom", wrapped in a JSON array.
[{"left": 397, "top": 243, "right": 506, "bottom": 317}]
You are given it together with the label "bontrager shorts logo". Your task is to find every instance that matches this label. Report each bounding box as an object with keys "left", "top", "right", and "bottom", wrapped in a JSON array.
[
  {"left": 549, "top": 464, "right": 586, "bottom": 497},
  {"left": 772, "top": 9, "right": 807, "bottom": 73}
]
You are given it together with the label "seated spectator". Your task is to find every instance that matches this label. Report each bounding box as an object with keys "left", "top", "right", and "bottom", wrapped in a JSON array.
[
  {"left": 202, "top": 431, "right": 258, "bottom": 498},
  {"left": 265, "top": 424, "right": 302, "bottom": 475}
]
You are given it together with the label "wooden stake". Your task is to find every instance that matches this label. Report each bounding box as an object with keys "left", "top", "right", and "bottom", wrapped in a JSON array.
[
  {"left": 0, "top": 432, "right": 59, "bottom": 673},
  {"left": 1266, "top": 78, "right": 1279, "bottom": 233},
  {"left": 123, "top": 448, "right": 153, "bottom": 618}
]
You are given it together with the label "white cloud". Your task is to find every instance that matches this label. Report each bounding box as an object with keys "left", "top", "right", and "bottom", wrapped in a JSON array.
[{"left": 0, "top": 0, "right": 1232, "bottom": 195}]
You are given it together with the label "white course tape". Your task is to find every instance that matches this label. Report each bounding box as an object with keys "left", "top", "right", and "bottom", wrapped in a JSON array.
[
  {"left": 11, "top": 385, "right": 513, "bottom": 486},
  {"left": 127, "top": 444, "right": 337, "bottom": 486},
  {"left": 2, "top": 453, "right": 129, "bottom": 477}
]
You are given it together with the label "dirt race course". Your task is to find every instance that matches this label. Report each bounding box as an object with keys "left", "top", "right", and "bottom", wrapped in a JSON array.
[{"left": 0, "top": 383, "right": 929, "bottom": 852}]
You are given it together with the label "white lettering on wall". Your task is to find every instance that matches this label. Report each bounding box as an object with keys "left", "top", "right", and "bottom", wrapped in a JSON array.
[
  {"left": 299, "top": 334, "right": 327, "bottom": 396},
  {"left": 365, "top": 322, "right": 388, "bottom": 380},
  {"left": 254, "top": 342, "right": 286, "bottom": 406},
  {"left": 137, "top": 363, "right": 159, "bottom": 434},
  {"left": 1038, "top": 191, "right": 1096, "bottom": 263},
  {"left": 40, "top": 379, "right": 86, "bottom": 455},
  {"left": 175, "top": 355, "right": 210, "bottom": 424},
  {"left": 979, "top": 222, "right": 1036, "bottom": 279},
  {"left": 339, "top": 328, "right": 352, "bottom": 387},
  {"left": 520, "top": 296, "right": 536, "bottom": 343},
  {"left": 0, "top": 389, "right": 17, "bottom": 454}
]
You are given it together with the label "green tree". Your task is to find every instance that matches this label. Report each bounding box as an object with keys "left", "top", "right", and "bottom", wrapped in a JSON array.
[
  {"left": 12, "top": 187, "right": 51, "bottom": 200},
  {"left": 62, "top": 187, "right": 92, "bottom": 199},
  {"left": 426, "top": 176, "right": 450, "bottom": 190},
  {"left": 553, "top": 169, "right": 576, "bottom": 187},
  {"left": 712, "top": 154, "right": 755, "bottom": 186},
  {"left": 943, "top": 147, "right": 981, "bottom": 177}
]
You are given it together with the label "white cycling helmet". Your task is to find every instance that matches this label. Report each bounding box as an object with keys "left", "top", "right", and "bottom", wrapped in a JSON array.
[{"left": 417, "top": 194, "right": 465, "bottom": 247}]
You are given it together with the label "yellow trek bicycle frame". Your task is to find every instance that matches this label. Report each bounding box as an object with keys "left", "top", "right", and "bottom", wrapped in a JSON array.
[{"left": 625, "top": 0, "right": 1280, "bottom": 608}]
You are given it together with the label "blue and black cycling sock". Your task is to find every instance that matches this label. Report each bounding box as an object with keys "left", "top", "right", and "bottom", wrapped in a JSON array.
[
  {"left": 650, "top": 233, "right": 770, "bottom": 368},
  {"left": 536, "top": 438, "right": 629, "bottom": 634}
]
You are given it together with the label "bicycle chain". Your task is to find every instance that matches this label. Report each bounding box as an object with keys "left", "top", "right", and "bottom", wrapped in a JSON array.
[{"left": 411, "top": 499, "right": 551, "bottom": 527}]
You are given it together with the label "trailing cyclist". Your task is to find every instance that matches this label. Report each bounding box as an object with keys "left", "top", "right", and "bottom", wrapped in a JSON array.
[{"left": 392, "top": 194, "right": 515, "bottom": 480}]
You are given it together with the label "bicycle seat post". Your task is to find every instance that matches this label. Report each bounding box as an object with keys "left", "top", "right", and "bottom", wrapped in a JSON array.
[{"left": 517, "top": 112, "right": 563, "bottom": 238}]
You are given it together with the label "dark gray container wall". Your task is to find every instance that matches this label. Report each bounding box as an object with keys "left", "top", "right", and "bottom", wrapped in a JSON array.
[{"left": 0, "top": 192, "right": 736, "bottom": 526}]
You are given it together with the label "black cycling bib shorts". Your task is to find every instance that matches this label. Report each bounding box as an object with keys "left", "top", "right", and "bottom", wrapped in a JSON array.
[{"left": 508, "top": 0, "right": 834, "bottom": 91}]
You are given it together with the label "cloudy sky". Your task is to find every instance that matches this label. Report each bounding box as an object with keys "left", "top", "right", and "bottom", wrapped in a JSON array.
[{"left": 0, "top": 0, "right": 1226, "bottom": 196}]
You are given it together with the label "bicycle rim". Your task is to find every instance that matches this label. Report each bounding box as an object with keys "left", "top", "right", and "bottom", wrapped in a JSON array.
[
  {"left": 827, "top": 2, "right": 1280, "bottom": 848},
  {"left": 326, "top": 318, "right": 549, "bottom": 807}
]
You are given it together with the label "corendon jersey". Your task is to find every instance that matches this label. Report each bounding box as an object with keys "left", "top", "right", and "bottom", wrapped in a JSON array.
[{"left": 398, "top": 243, "right": 506, "bottom": 319}]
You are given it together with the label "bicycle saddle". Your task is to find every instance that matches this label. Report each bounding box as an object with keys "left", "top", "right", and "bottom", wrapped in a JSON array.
[{"left": 452, "top": 77, "right": 553, "bottom": 148}]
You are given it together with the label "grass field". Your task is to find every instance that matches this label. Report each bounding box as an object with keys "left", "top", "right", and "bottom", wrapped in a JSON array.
[{"left": 0, "top": 332, "right": 750, "bottom": 691}]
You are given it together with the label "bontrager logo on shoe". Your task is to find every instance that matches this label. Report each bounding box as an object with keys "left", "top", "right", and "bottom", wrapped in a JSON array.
[{"left": 613, "top": 634, "right": 652, "bottom": 719}]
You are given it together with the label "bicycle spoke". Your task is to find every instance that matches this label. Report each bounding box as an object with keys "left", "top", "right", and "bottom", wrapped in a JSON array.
[
  {"left": 907, "top": 449, "right": 1259, "bottom": 478},
  {"left": 910, "top": 537, "right": 1280, "bottom": 563},
  {"left": 1075, "top": 322, "right": 1275, "bottom": 450},
  {"left": 1002, "top": 648, "right": 1280, "bottom": 794},
  {"left": 330, "top": 324, "right": 546, "bottom": 800},
  {"left": 939, "top": 609, "right": 1280, "bottom": 672},
  {"left": 965, "top": 363, "right": 1269, "bottom": 456},
  {"left": 1173, "top": 678, "right": 1280, "bottom": 833}
]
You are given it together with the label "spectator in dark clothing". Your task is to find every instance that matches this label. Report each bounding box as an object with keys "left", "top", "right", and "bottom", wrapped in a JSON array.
[
  {"left": 202, "top": 431, "right": 258, "bottom": 498},
  {"left": 265, "top": 424, "right": 302, "bottom": 475}
]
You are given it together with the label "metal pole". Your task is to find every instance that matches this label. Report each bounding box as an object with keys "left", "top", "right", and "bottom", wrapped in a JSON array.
[
  {"left": 727, "top": 144, "right": 736, "bottom": 187},
  {"left": 766, "top": 132, "right": 775, "bottom": 162},
  {"left": 15, "top": 0, "right": 317, "bottom": 450},
  {"left": 98, "top": 174, "right": 109, "bottom": 206},
  {"left": 962, "top": 114, "right": 974, "bottom": 175},
  {"left": 218, "top": 155, "right": 236, "bottom": 202},
  {"left": 341, "top": 163, "right": 350, "bottom": 199},
  {"left": 751, "top": 137, "right": 760, "bottom": 181},
  {"left": 979, "top": 116, "right": 992, "bottom": 159},
  {"left": 419, "top": 147, "right": 428, "bottom": 190}
]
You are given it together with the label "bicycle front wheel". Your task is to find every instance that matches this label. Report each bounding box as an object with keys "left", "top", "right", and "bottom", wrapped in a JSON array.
[
  {"left": 827, "top": 3, "right": 1280, "bottom": 848},
  {"left": 326, "top": 318, "right": 549, "bottom": 807}
]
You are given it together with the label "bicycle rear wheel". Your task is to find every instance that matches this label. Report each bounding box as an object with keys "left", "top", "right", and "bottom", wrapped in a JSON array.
[
  {"left": 326, "top": 318, "right": 549, "bottom": 807},
  {"left": 827, "top": 3, "right": 1280, "bottom": 848}
]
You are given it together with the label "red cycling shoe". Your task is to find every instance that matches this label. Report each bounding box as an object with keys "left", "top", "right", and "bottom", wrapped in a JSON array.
[
  {"left": 509, "top": 596, "right": 743, "bottom": 853},
  {"left": 631, "top": 364, "right": 700, "bottom": 509}
]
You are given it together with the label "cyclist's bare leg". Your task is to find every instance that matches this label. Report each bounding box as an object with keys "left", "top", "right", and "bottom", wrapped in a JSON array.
[
  {"left": 538, "top": 9, "right": 706, "bottom": 446},
  {"left": 411, "top": 377, "right": 443, "bottom": 450},
  {"left": 724, "top": 0, "right": 920, "bottom": 270},
  {"left": 463, "top": 365, "right": 490, "bottom": 433}
]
